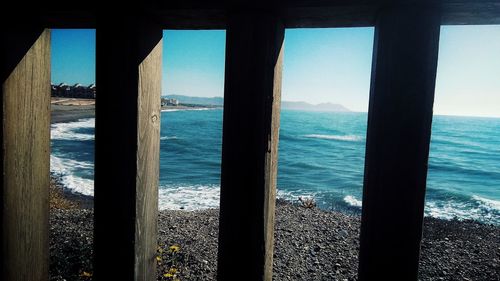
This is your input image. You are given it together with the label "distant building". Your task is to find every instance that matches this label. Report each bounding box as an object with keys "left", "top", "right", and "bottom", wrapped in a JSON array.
[
  {"left": 51, "top": 83, "right": 96, "bottom": 99},
  {"left": 161, "top": 98, "right": 179, "bottom": 106},
  {"left": 88, "top": 84, "right": 96, "bottom": 98}
]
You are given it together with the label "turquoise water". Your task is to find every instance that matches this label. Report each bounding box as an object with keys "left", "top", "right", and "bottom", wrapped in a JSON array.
[{"left": 50, "top": 109, "right": 500, "bottom": 224}]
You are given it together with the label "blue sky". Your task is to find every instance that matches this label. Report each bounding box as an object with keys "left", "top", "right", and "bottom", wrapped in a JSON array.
[
  {"left": 51, "top": 26, "right": 500, "bottom": 117},
  {"left": 51, "top": 29, "right": 95, "bottom": 85},
  {"left": 162, "top": 31, "right": 226, "bottom": 99}
]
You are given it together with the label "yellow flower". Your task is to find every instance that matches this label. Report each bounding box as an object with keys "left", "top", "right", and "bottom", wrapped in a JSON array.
[
  {"left": 80, "top": 271, "right": 92, "bottom": 277},
  {"left": 164, "top": 267, "right": 178, "bottom": 278},
  {"left": 156, "top": 256, "right": 162, "bottom": 261},
  {"left": 169, "top": 245, "right": 180, "bottom": 253},
  {"left": 168, "top": 267, "right": 178, "bottom": 274}
]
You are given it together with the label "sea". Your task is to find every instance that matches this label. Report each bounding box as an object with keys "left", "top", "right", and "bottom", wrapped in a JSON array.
[{"left": 50, "top": 109, "right": 500, "bottom": 225}]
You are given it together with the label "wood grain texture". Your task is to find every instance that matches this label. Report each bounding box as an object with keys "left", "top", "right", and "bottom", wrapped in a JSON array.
[
  {"left": 135, "top": 39, "right": 162, "bottom": 281},
  {"left": 2, "top": 29, "right": 51, "bottom": 281},
  {"left": 94, "top": 15, "right": 161, "bottom": 281},
  {"left": 283, "top": 0, "right": 500, "bottom": 27},
  {"left": 217, "top": 13, "right": 284, "bottom": 281},
  {"left": 263, "top": 39, "right": 283, "bottom": 281},
  {"left": 358, "top": 5, "right": 441, "bottom": 281},
  {"left": 24, "top": 0, "right": 500, "bottom": 28}
]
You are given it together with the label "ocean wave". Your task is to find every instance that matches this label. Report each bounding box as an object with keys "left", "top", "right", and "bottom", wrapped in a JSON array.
[
  {"left": 51, "top": 118, "right": 95, "bottom": 141},
  {"left": 472, "top": 195, "right": 500, "bottom": 212},
  {"left": 425, "top": 196, "right": 500, "bottom": 224},
  {"left": 428, "top": 161, "right": 500, "bottom": 178},
  {"left": 161, "top": 108, "right": 217, "bottom": 112},
  {"left": 341, "top": 194, "right": 499, "bottom": 224},
  {"left": 50, "top": 154, "right": 94, "bottom": 196},
  {"left": 276, "top": 189, "right": 318, "bottom": 203},
  {"left": 158, "top": 186, "right": 317, "bottom": 211},
  {"left": 158, "top": 185, "right": 220, "bottom": 210},
  {"left": 303, "top": 134, "right": 363, "bottom": 142},
  {"left": 343, "top": 195, "right": 362, "bottom": 207},
  {"left": 160, "top": 136, "right": 178, "bottom": 140}
]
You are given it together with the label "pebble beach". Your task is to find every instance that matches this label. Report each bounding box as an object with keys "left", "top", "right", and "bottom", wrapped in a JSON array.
[{"left": 49, "top": 180, "right": 500, "bottom": 281}]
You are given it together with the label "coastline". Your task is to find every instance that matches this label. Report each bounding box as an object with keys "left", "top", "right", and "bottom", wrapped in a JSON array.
[
  {"left": 161, "top": 104, "right": 221, "bottom": 111},
  {"left": 49, "top": 99, "right": 219, "bottom": 210},
  {"left": 49, "top": 100, "right": 500, "bottom": 280},
  {"left": 51, "top": 104, "right": 95, "bottom": 124},
  {"left": 50, "top": 99, "right": 95, "bottom": 209},
  {"left": 50, "top": 99, "right": 218, "bottom": 123},
  {"left": 50, "top": 175, "right": 94, "bottom": 209},
  {"left": 51, "top": 98, "right": 95, "bottom": 124}
]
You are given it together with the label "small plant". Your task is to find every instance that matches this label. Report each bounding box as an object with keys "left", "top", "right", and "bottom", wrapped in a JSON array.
[
  {"left": 163, "top": 267, "right": 179, "bottom": 280},
  {"left": 158, "top": 244, "right": 183, "bottom": 281},
  {"left": 298, "top": 196, "right": 316, "bottom": 209}
]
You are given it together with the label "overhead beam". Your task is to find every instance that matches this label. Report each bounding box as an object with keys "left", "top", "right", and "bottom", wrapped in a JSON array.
[
  {"left": 284, "top": 0, "right": 500, "bottom": 27},
  {"left": 21, "top": 0, "right": 500, "bottom": 29}
]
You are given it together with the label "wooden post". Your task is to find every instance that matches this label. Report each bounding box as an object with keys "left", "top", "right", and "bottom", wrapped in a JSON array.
[
  {"left": 358, "top": 5, "right": 441, "bottom": 280},
  {"left": 217, "top": 12, "right": 284, "bottom": 281},
  {"left": 1, "top": 28, "right": 51, "bottom": 281},
  {"left": 94, "top": 15, "right": 162, "bottom": 280}
]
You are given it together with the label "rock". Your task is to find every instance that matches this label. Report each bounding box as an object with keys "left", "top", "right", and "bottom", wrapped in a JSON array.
[
  {"left": 313, "top": 244, "right": 322, "bottom": 252},
  {"left": 339, "top": 229, "right": 349, "bottom": 238}
]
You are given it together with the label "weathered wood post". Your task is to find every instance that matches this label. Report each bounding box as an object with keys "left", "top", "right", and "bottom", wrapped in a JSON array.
[
  {"left": 1, "top": 26, "right": 51, "bottom": 280},
  {"left": 94, "top": 13, "right": 162, "bottom": 280},
  {"left": 217, "top": 11, "right": 284, "bottom": 281},
  {"left": 358, "top": 4, "right": 441, "bottom": 280}
]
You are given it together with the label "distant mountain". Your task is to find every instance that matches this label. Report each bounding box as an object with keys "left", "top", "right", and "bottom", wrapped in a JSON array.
[
  {"left": 164, "top": 95, "right": 350, "bottom": 112},
  {"left": 281, "top": 101, "right": 351, "bottom": 112},
  {"left": 164, "top": 95, "right": 223, "bottom": 106}
]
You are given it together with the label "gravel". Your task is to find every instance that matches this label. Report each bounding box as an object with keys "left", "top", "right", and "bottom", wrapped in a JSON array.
[
  {"left": 50, "top": 209, "right": 94, "bottom": 281},
  {"left": 49, "top": 200, "right": 500, "bottom": 280}
]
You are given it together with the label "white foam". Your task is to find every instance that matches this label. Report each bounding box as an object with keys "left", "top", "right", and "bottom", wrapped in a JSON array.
[
  {"left": 184, "top": 108, "right": 216, "bottom": 111},
  {"left": 161, "top": 108, "right": 217, "bottom": 112},
  {"left": 160, "top": 136, "right": 178, "bottom": 140},
  {"left": 304, "top": 134, "right": 363, "bottom": 142},
  {"left": 276, "top": 189, "right": 318, "bottom": 202},
  {"left": 59, "top": 175, "right": 94, "bottom": 196},
  {"left": 340, "top": 194, "right": 499, "bottom": 223},
  {"left": 424, "top": 198, "right": 500, "bottom": 224},
  {"left": 50, "top": 154, "right": 94, "bottom": 196},
  {"left": 425, "top": 201, "right": 474, "bottom": 221},
  {"left": 158, "top": 187, "right": 324, "bottom": 211},
  {"left": 472, "top": 195, "right": 500, "bottom": 212},
  {"left": 51, "top": 118, "right": 95, "bottom": 141},
  {"left": 158, "top": 185, "right": 220, "bottom": 210},
  {"left": 343, "top": 195, "right": 363, "bottom": 207}
]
